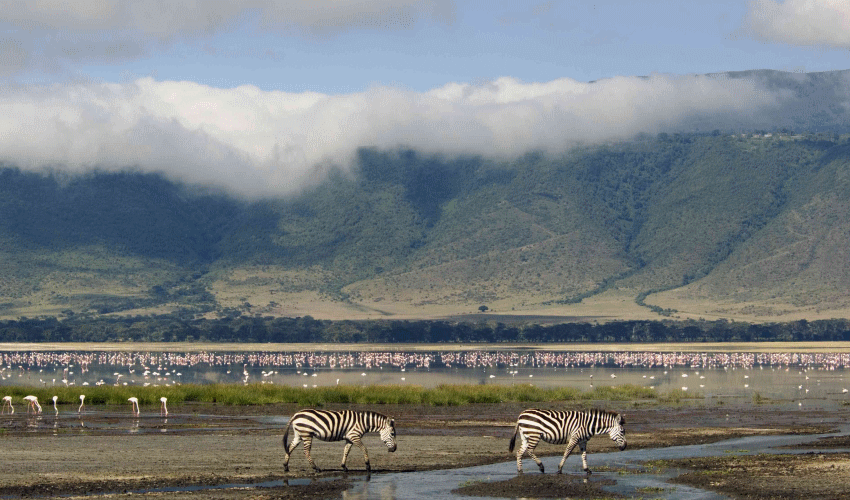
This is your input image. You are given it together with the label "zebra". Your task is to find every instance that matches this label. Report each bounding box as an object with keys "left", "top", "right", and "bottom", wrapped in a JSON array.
[
  {"left": 508, "top": 408, "right": 626, "bottom": 474},
  {"left": 282, "top": 409, "right": 397, "bottom": 473}
]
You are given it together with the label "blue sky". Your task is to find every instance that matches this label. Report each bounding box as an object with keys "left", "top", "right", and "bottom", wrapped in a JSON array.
[
  {"left": 1, "top": 0, "right": 849, "bottom": 196},
  {"left": 25, "top": 1, "right": 850, "bottom": 92}
]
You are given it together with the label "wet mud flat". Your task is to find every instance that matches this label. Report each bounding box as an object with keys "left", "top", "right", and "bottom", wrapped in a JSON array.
[
  {"left": 646, "top": 432, "right": 850, "bottom": 500},
  {"left": 659, "top": 451, "right": 850, "bottom": 500},
  {"left": 0, "top": 402, "right": 847, "bottom": 499}
]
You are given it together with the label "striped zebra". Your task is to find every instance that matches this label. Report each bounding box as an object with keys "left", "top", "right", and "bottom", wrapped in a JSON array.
[
  {"left": 508, "top": 408, "right": 626, "bottom": 474},
  {"left": 282, "top": 409, "right": 397, "bottom": 473}
]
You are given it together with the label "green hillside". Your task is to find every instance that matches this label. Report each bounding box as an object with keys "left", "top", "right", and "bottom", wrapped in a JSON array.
[{"left": 3, "top": 130, "right": 850, "bottom": 322}]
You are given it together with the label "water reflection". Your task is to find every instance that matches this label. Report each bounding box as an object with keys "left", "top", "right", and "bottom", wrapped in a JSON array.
[
  {"left": 343, "top": 479, "right": 397, "bottom": 500},
  {"left": 26, "top": 413, "right": 41, "bottom": 431}
]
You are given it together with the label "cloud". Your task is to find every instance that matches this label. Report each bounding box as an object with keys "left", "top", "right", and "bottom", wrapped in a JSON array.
[
  {"left": 256, "top": 0, "right": 455, "bottom": 35},
  {"left": 0, "top": 73, "right": 797, "bottom": 198},
  {"left": 0, "top": 0, "right": 454, "bottom": 74},
  {"left": 745, "top": 0, "right": 850, "bottom": 47}
]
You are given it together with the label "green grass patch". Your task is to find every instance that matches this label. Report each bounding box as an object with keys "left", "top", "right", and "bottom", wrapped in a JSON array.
[
  {"left": 659, "top": 388, "right": 702, "bottom": 403},
  {"left": 2, "top": 383, "right": 659, "bottom": 407}
]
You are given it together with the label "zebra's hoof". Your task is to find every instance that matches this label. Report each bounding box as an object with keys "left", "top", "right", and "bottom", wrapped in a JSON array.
[
  {"left": 584, "top": 469, "right": 592, "bottom": 475},
  {"left": 284, "top": 466, "right": 289, "bottom": 472}
]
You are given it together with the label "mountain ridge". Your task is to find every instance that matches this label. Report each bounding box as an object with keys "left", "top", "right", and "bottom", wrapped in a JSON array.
[{"left": 3, "top": 70, "right": 850, "bottom": 323}]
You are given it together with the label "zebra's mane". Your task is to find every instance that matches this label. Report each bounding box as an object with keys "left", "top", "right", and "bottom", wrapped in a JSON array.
[
  {"left": 361, "top": 410, "right": 393, "bottom": 427},
  {"left": 587, "top": 408, "right": 624, "bottom": 424}
]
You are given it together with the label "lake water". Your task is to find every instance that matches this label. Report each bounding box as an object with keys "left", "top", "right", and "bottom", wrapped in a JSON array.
[{"left": 1, "top": 348, "right": 848, "bottom": 403}]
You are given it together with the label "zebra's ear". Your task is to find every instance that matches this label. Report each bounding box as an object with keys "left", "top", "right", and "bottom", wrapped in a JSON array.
[
  {"left": 390, "top": 418, "right": 395, "bottom": 427},
  {"left": 618, "top": 414, "right": 626, "bottom": 425}
]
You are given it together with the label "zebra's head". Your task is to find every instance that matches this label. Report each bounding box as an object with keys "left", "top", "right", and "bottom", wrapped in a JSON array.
[
  {"left": 380, "top": 418, "right": 397, "bottom": 453},
  {"left": 608, "top": 413, "right": 627, "bottom": 451}
]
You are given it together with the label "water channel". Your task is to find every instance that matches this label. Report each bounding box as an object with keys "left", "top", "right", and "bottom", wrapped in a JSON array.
[{"left": 337, "top": 425, "right": 850, "bottom": 500}]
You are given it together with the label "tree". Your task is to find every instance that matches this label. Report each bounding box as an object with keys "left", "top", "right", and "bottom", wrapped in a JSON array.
[{"left": 478, "top": 305, "right": 489, "bottom": 313}]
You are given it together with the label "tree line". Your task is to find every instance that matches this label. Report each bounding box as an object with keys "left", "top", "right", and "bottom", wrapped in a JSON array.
[{"left": 1, "top": 315, "right": 849, "bottom": 344}]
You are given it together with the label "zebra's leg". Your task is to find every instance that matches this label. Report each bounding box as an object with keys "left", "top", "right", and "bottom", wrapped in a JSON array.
[
  {"left": 515, "top": 432, "right": 530, "bottom": 473},
  {"left": 557, "top": 437, "right": 579, "bottom": 474},
  {"left": 341, "top": 441, "right": 354, "bottom": 472},
  {"left": 283, "top": 432, "right": 302, "bottom": 472},
  {"left": 579, "top": 439, "right": 591, "bottom": 474},
  {"left": 302, "top": 436, "right": 321, "bottom": 472},
  {"left": 523, "top": 434, "right": 545, "bottom": 473},
  {"left": 350, "top": 436, "right": 372, "bottom": 473}
]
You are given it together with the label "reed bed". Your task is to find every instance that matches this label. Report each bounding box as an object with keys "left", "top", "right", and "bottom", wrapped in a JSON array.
[{"left": 1, "top": 383, "right": 661, "bottom": 408}]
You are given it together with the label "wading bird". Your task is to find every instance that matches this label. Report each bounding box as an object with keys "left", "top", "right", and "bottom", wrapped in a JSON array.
[
  {"left": 2, "top": 395, "right": 13, "bottom": 414},
  {"left": 23, "top": 395, "right": 42, "bottom": 414},
  {"left": 128, "top": 397, "right": 139, "bottom": 415},
  {"left": 78, "top": 395, "right": 85, "bottom": 413},
  {"left": 160, "top": 397, "right": 168, "bottom": 416},
  {"left": 52, "top": 395, "right": 58, "bottom": 414}
]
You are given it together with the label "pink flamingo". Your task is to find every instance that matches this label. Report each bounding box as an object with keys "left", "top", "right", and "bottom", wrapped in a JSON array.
[
  {"left": 2, "top": 396, "right": 13, "bottom": 414},
  {"left": 128, "top": 397, "right": 139, "bottom": 415},
  {"left": 160, "top": 397, "right": 168, "bottom": 416},
  {"left": 78, "top": 395, "right": 85, "bottom": 413},
  {"left": 23, "top": 395, "right": 41, "bottom": 414}
]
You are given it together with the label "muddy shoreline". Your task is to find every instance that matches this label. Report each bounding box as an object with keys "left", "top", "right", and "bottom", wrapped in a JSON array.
[{"left": 0, "top": 401, "right": 848, "bottom": 499}]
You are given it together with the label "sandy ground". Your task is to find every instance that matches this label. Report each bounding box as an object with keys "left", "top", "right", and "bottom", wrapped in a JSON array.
[{"left": 0, "top": 402, "right": 848, "bottom": 499}]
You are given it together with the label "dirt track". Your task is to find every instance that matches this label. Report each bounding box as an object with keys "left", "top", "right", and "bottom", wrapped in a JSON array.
[{"left": 0, "top": 401, "right": 848, "bottom": 499}]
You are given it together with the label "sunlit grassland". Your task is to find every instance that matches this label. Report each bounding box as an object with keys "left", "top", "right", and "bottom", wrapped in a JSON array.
[{"left": 3, "top": 383, "right": 662, "bottom": 408}]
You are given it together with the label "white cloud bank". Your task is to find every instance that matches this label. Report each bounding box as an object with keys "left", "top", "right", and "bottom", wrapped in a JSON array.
[
  {"left": 746, "top": 0, "right": 850, "bottom": 47},
  {"left": 0, "top": 74, "right": 789, "bottom": 197}
]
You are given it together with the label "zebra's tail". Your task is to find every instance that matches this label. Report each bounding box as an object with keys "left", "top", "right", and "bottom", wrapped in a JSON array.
[
  {"left": 508, "top": 423, "right": 518, "bottom": 452},
  {"left": 282, "top": 419, "right": 293, "bottom": 451}
]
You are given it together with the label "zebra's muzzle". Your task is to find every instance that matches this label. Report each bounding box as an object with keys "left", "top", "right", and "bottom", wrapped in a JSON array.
[
  {"left": 387, "top": 444, "right": 397, "bottom": 452},
  {"left": 618, "top": 442, "right": 627, "bottom": 451}
]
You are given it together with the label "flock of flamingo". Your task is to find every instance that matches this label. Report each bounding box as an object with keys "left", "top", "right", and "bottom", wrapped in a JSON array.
[
  {"left": 0, "top": 350, "right": 849, "bottom": 377},
  {"left": 1, "top": 394, "right": 168, "bottom": 416}
]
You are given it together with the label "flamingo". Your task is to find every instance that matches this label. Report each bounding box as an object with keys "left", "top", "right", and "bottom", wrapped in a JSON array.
[
  {"left": 160, "top": 397, "right": 168, "bottom": 416},
  {"left": 52, "top": 395, "right": 58, "bottom": 414},
  {"left": 23, "top": 395, "right": 42, "bottom": 414},
  {"left": 78, "top": 395, "right": 85, "bottom": 413},
  {"left": 128, "top": 397, "right": 139, "bottom": 415},
  {"left": 2, "top": 395, "right": 13, "bottom": 414}
]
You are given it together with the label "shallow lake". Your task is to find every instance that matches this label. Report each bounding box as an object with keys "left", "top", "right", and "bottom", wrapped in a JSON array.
[{"left": 0, "top": 348, "right": 848, "bottom": 403}]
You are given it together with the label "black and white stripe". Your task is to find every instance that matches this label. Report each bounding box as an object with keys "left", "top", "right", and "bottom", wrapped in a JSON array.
[
  {"left": 508, "top": 408, "right": 626, "bottom": 474},
  {"left": 283, "top": 409, "right": 397, "bottom": 473}
]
